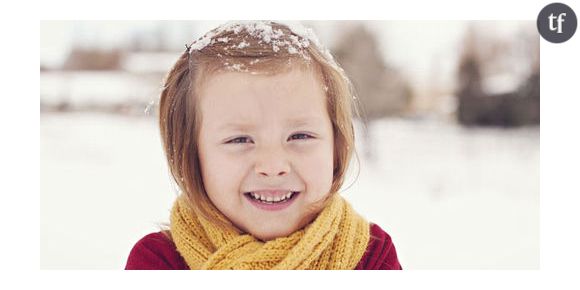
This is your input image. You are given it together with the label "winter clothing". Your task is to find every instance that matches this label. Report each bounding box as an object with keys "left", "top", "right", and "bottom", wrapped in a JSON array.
[{"left": 125, "top": 194, "right": 402, "bottom": 270}]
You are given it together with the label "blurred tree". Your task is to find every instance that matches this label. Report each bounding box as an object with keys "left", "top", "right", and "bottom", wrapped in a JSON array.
[
  {"left": 456, "top": 26, "right": 485, "bottom": 125},
  {"left": 333, "top": 23, "right": 413, "bottom": 121},
  {"left": 456, "top": 24, "right": 539, "bottom": 127},
  {"left": 332, "top": 22, "right": 413, "bottom": 159}
]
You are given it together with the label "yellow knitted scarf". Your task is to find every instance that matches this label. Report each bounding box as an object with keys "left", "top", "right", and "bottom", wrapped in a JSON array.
[{"left": 169, "top": 193, "right": 370, "bottom": 269}]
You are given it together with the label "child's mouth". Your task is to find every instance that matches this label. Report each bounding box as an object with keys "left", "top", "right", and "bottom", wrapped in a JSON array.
[{"left": 243, "top": 191, "right": 300, "bottom": 211}]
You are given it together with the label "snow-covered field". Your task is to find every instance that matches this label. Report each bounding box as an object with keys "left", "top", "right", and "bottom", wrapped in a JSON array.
[
  {"left": 40, "top": 71, "right": 163, "bottom": 107},
  {"left": 40, "top": 113, "right": 539, "bottom": 269}
]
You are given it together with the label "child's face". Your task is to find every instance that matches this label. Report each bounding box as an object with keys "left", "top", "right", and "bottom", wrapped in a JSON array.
[{"left": 197, "top": 66, "right": 335, "bottom": 241}]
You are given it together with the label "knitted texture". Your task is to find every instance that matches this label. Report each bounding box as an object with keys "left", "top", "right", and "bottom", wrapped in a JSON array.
[{"left": 169, "top": 193, "right": 370, "bottom": 269}]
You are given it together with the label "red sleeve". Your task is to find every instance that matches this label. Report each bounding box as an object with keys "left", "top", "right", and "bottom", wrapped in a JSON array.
[
  {"left": 124, "top": 232, "right": 189, "bottom": 270},
  {"left": 355, "top": 223, "right": 403, "bottom": 270}
]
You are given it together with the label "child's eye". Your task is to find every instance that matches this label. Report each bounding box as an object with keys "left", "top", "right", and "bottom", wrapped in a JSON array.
[
  {"left": 226, "top": 136, "right": 253, "bottom": 144},
  {"left": 288, "top": 133, "right": 313, "bottom": 141}
]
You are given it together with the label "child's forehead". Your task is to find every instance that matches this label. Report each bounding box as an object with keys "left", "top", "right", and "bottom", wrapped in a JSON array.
[
  {"left": 199, "top": 69, "right": 326, "bottom": 111},
  {"left": 198, "top": 68, "right": 330, "bottom": 131},
  {"left": 217, "top": 115, "right": 326, "bottom": 131}
]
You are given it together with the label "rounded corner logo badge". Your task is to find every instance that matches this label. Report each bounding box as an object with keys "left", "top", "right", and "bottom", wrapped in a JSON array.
[{"left": 537, "top": 2, "right": 577, "bottom": 43}]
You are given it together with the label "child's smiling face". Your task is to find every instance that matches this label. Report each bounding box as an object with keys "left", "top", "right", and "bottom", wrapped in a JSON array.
[{"left": 197, "top": 65, "right": 335, "bottom": 241}]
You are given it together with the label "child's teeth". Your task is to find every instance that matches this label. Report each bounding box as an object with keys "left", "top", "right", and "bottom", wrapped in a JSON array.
[{"left": 248, "top": 191, "right": 298, "bottom": 203}]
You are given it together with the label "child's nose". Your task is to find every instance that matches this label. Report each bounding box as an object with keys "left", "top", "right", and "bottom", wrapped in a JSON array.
[{"left": 254, "top": 145, "right": 291, "bottom": 177}]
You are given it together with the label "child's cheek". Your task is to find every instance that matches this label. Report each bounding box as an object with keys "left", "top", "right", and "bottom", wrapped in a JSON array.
[
  {"left": 293, "top": 144, "right": 334, "bottom": 198},
  {"left": 202, "top": 147, "right": 246, "bottom": 191}
]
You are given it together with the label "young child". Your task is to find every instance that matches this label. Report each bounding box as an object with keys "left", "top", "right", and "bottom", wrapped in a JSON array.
[{"left": 125, "top": 21, "right": 402, "bottom": 270}]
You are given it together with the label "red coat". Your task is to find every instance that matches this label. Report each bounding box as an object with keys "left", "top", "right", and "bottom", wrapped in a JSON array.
[{"left": 125, "top": 223, "right": 402, "bottom": 270}]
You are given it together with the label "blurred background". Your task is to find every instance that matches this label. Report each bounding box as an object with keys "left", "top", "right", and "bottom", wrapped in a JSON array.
[{"left": 40, "top": 20, "right": 539, "bottom": 269}]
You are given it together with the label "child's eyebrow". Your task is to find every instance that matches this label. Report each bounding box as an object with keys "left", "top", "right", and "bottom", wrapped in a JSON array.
[
  {"left": 217, "top": 117, "right": 324, "bottom": 132},
  {"left": 285, "top": 117, "right": 324, "bottom": 128},
  {"left": 217, "top": 122, "right": 256, "bottom": 132}
]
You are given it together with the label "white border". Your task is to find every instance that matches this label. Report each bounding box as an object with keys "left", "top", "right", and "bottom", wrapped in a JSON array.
[{"left": 3, "top": 0, "right": 579, "bottom": 289}]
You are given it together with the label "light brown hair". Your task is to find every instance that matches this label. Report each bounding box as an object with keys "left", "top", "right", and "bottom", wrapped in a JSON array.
[{"left": 158, "top": 21, "right": 360, "bottom": 231}]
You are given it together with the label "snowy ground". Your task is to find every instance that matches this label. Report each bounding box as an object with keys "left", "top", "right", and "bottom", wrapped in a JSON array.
[
  {"left": 40, "top": 113, "right": 539, "bottom": 269},
  {"left": 40, "top": 71, "right": 163, "bottom": 107}
]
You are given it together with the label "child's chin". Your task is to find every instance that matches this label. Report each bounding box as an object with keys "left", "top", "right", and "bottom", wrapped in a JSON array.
[
  {"left": 248, "top": 225, "right": 298, "bottom": 242},
  {"left": 245, "top": 211, "right": 320, "bottom": 241}
]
